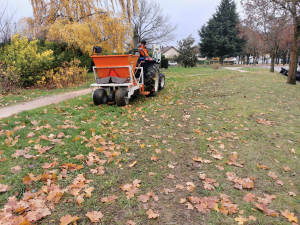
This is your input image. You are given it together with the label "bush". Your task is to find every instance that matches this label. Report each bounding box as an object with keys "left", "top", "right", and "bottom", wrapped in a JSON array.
[
  {"left": 160, "top": 58, "right": 169, "bottom": 69},
  {"left": 1, "top": 34, "right": 54, "bottom": 87},
  {"left": 0, "top": 63, "right": 21, "bottom": 94},
  {"left": 42, "top": 41, "right": 93, "bottom": 72},
  {"left": 37, "top": 58, "right": 87, "bottom": 89}
]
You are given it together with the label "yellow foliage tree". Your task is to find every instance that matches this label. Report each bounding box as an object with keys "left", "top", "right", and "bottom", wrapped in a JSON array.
[{"left": 22, "top": 0, "right": 138, "bottom": 54}]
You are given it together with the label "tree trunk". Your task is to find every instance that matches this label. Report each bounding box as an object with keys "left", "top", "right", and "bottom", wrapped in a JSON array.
[
  {"left": 287, "top": 30, "right": 299, "bottom": 84},
  {"left": 270, "top": 54, "right": 275, "bottom": 72}
]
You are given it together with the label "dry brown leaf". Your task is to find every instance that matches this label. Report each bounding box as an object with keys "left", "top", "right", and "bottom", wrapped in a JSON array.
[
  {"left": 180, "top": 198, "right": 186, "bottom": 204},
  {"left": 257, "top": 163, "right": 270, "bottom": 170},
  {"left": 175, "top": 184, "right": 185, "bottom": 189},
  {"left": 276, "top": 180, "right": 284, "bottom": 185},
  {"left": 101, "top": 195, "right": 118, "bottom": 203},
  {"left": 11, "top": 165, "right": 21, "bottom": 173},
  {"left": 243, "top": 193, "right": 255, "bottom": 203},
  {"left": 60, "top": 214, "right": 79, "bottom": 225},
  {"left": 281, "top": 210, "right": 298, "bottom": 223},
  {"left": 0, "top": 184, "right": 11, "bottom": 193},
  {"left": 291, "top": 148, "right": 295, "bottom": 154},
  {"left": 86, "top": 211, "right": 103, "bottom": 222},
  {"left": 288, "top": 192, "right": 296, "bottom": 197},
  {"left": 283, "top": 166, "right": 291, "bottom": 172},
  {"left": 137, "top": 194, "right": 150, "bottom": 203},
  {"left": 146, "top": 209, "right": 159, "bottom": 219},
  {"left": 249, "top": 215, "right": 257, "bottom": 221},
  {"left": 151, "top": 156, "right": 159, "bottom": 161},
  {"left": 186, "top": 202, "right": 194, "bottom": 210},
  {"left": 235, "top": 216, "right": 248, "bottom": 225},
  {"left": 167, "top": 174, "right": 175, "bottom": 179},
  {"left": 268, "top": 171, "right": 277, "bottom": 180}
]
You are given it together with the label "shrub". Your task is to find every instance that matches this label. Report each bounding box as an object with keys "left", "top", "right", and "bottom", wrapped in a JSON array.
[
  {"left": 0, "top": 63, "right": 21, "bottom": 94},
  {"left": 42, "top": 41, "right": 93, "bottom": 72},
  {"left": 37, "top": 58, "right": 87, "bottom": 89},
  {"left": 2, "top": 34, "right": 54, "bottom": 87},
  {"left": 161, "top": 58, "right": 169, "bottom": 69}
]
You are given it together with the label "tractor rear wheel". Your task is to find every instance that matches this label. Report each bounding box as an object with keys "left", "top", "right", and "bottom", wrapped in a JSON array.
[
  {"left": 115, "top": 89, "right": 129, "bottom": 106},
  {"left": 145, "top": 63, "right": 159, "bottom": 96},
  {"left": 93, "top": 89, "right": 108, "bottom": 105},
  {"left": 159, "top": 73, "right": 165, "bottom": 90}
]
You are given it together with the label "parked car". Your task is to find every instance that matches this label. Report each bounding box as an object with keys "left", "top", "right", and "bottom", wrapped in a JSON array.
[
  {"left": 168, "top": 60, "right": 178, "bottom": 66},
  {"left": 280, "top": 67, "right": 300, "bottom": 80}
]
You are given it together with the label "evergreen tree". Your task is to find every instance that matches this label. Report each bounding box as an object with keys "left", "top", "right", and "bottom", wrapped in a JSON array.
[
  {"left": 199, "top": 0, "right": 245, "bottom": 64},
  {"left": 174, "top": 35, "right": 198, "bottom": 68}
]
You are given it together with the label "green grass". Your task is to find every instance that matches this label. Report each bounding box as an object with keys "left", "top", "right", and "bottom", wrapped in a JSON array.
[
  {"left": 0, "top": 67, "right": 299, "bottom": 224},
  {"left": 0, "top": 72, "right": 95, "bottom": 108}
]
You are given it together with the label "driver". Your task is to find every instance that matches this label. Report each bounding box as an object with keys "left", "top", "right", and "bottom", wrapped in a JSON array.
[{"left": 138, "top": 40, "right": 152, "bottom": 60}]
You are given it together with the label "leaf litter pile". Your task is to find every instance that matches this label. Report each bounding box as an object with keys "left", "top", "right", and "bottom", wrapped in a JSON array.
[{"left": 0, "top": 67, "right": 299, "bottom": 224}]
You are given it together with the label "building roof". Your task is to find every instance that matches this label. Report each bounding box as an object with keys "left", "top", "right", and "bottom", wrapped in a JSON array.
[{"left": 161, "top": 46, "right": 177, "bottom": 54}]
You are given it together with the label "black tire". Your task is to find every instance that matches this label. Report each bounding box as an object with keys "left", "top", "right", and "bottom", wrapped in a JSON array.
[
  {"left": 108, "top": 91, "right": 115, "bottom": 103},
  {"left": 93, "top": 89, "right": 108, "bottom": 105},
  {"left": 159, "top": 73, "right": 165, "bottom": 90},
  {"left": 145, "top": 63, "right": 159, "bottom": 96},
  {"left": 115, "top": 89, "right": 129, "bottom": 106}
]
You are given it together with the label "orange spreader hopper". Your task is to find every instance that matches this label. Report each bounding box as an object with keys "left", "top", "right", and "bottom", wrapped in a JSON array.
[{"left": 91, "top": 55, "right": 139, "bottom": 79}]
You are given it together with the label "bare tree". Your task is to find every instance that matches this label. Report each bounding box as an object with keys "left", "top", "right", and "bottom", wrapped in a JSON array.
[
  {"left": 0, "top": 1, "right": 16, "bottom": 44},
  {"left": 242, "top": 1, "right": 290, "bottom": 72},
  {"left": 131, "top": 0, "right": 177, "bottom": 47},
  {"left": 242, "top": 0, "right": 299, "bottom": 84}
]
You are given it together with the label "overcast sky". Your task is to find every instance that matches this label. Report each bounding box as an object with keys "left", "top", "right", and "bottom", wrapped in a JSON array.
[{"left": 4, "top": 0, "right": 243, "bottom": 48}]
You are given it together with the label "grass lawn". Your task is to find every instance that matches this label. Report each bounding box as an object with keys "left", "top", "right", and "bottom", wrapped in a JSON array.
[
  {"left": 0, "top": 72, "right": 95, "bottom": 108},
  {"left": 0, "top": 67, "right": 299, "bottom": 225}
]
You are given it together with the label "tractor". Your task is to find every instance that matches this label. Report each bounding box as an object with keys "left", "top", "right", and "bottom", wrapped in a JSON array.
[{"left": 90, "top": 46, "right": 165, "bottom": 106}]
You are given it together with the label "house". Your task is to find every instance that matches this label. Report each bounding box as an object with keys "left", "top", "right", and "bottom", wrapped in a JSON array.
[
  {"left": 161, "top": 46, "right": 180, "bottom": 59},
  {"left": 192, "top": 45, "right": 206, "bottom": 60}
]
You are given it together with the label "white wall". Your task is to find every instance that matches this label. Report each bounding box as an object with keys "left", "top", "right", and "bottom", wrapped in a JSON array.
[{"left": 164, "top": 48, "right": 180, "bottom": 59}]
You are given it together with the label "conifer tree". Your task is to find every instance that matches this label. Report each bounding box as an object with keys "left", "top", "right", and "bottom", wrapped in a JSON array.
[{"left": 199, "top": 0, "right": 245, "bottom": 64}]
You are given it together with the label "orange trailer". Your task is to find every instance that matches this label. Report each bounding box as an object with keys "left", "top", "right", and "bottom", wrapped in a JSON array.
[{"left": 90, "top": 46, "right": 164, "bottom": 106}]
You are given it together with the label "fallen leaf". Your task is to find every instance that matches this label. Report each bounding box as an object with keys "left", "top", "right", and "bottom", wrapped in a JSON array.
[
  {"left": 291, "top": 148, "right": 295, "bottom": 154},
  {"left": 86, "top": 211, "right": 103, "bottom": 222},
  {"left": 276, "top": 180, "right": 284, "bottom": 185},
  {"left": 281, "top": 210, "right": 298, "bottom": 223},
  {"left": 288, "top": 192, "right": 296, "bottom": 197},
  {"left": 146, "top": 209, "right": 159, "bottom": 219},
  {"left": 283, "top": 166, "right": 291, "bottom": 172},
  {"left": 11, "top": 165, "right": 21, "bottom": 173},
  {"left": 137, "top": 194, "right": 150, "bottom": 203},
  {"left": 268, "top": 171, "right": 277, "bottom": 180},
  {"left": 249, "top": 215, "right": 256, "bottom": 221},
  {"left": 129, "top": 161, "right": 137, "bottom": 167},
  {"left": 60, "top": 214, "right": 79, "bottom": 225},
  {"left": 243, "top": 193, "right": 255, "bottom": 203},
  {"left": 151, "top": 156, "right": 159, "bottom": 161},
  {"left": 235, "top": 216, "right": 248, "bottom": 225},
  {"left": 186, "top": 202, "right": 194, "bottom": 210},
  {"left": 167, "top": 174, "right": 175, "bottom": 179},
  {"left": 0, "top": 184, "right": 11, "bottom": 193},
  {"left": 180, "top": 198, "right": 186, "bottom": 204},
  {"left": 101, "top": 195, "right": 118, "bottom": 203}
]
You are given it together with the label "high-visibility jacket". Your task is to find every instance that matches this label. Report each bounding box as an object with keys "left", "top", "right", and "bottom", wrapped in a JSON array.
[{"left": 138, "top": 46, "right": 149, "bottom": 57}]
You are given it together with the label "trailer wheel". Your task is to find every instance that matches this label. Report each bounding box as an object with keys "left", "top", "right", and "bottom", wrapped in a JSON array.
[
  {"left": 93, "top": 89, "right": 108, "bottom": 105},
  {"left": 108, "top": 91, "right": 115, "bottom": 104},
  {"left": 115, "top": 89, "right": 129, "bottom": 106},
  {"left": 159, "top": 73, "right": 165, "bottom": 90}
]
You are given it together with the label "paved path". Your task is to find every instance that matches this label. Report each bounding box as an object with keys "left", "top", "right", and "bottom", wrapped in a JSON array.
[
  {"left": 0, "top": 88, "right": 91, "bottom": 119},
  {"left": 223, "top": 67, "right": 249, "bottom": 73}
]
